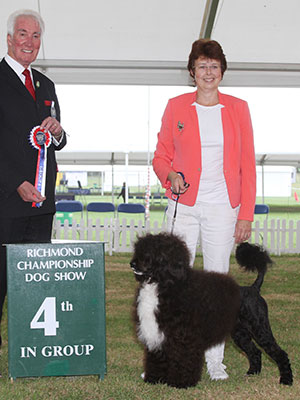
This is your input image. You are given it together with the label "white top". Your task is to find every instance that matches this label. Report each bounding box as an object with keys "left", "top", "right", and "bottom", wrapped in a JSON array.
[{"left": 193, "top": 102, "right": 230, "bottom": 204}]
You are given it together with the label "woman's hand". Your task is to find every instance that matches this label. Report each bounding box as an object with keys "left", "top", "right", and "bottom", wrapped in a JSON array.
[
  {"left": 234, "top": 220, "right": 252, "bottom": 243},
  {"left": 168, "top": 171, "right": 189, "bottom": 195}
]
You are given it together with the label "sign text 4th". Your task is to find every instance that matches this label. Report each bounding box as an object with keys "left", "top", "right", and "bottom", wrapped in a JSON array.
[{"left": 6, "top": 242, "right": 106, "bottom": 379}]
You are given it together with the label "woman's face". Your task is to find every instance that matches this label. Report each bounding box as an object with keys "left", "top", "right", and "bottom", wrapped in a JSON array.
[{"left": 192, "top": 57, "right": 222, "bottom": 92}]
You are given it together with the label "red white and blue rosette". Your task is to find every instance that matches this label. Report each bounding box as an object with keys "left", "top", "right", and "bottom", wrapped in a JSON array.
[{"left": 29, "top": 126, "right": 52, "bottom": 208}]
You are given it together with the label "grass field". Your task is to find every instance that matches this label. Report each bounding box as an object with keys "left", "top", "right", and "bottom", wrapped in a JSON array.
[{"left": 0, "top": 252, "right": 299, "bottom": 399}]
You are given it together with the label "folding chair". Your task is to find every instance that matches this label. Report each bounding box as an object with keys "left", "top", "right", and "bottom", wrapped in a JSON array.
[
  {"left": 87, "top": 202, "right": 115, "bottom": 213},
  {"left": 254, "top": 204, "right": 269, "bottom": 218},
  {"left": 117, "top": 203, "right": 145, "bottom": 215},
  {"left": 117, "top": 203, "right": 146, "bottom": 224},
  {"left": 55, "top": 200, "right": 83, "bottom": 225},
  {"left": 86, "top": 202, "right": 115, "bottom": 223}
]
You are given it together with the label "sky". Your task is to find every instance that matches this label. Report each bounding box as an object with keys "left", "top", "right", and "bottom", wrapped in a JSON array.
[{"left": 55, "top": 84, "right": 300, "bottom": 155}]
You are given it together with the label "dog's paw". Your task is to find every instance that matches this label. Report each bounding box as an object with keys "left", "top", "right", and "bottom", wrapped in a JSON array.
[
  {"left": 207, "top": 362, "right": 229, "bottom": 381},
  {"left": 279, "top": 374, "right": 293, "bottom": 386},
  {"left": 144, "top": 374, "right": 165, "bottom": 385},
  {"left": 246, "top": 368, "right": 261, "bottom": 376}
]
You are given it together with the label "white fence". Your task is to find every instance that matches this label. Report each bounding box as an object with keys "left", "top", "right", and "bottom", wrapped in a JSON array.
[
  {"left": 53, "top": 217, "right": 167, "bottom": 255},
  {"left": 52, "top": 217, "right": 300, "bottom": 255}
]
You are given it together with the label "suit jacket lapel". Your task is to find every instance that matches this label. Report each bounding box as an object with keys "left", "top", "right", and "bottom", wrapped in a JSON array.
[{"left": 0, "top": 58, "right": 35, "bottom": 102}]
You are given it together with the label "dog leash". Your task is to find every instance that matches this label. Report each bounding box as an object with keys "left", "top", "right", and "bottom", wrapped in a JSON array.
[
  {"left": 170, "top": 193, "right": 180, "bottom": 234},
  {"left": 170, "top": 172, "right": 189, "bottom": 234}
]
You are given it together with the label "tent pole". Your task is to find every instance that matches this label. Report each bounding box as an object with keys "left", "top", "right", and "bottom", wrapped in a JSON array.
[
  {"left": 125, "top": 152, "right": 129, "bottom": 203},
  {"left": 262, "top": 165, "right": 265, "bottom": 203}
]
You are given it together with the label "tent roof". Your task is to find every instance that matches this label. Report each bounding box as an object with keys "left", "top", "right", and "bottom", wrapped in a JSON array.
[
  {"left": 256, "top": 153, "right": 300, "bottom": 167},
  {"left": 1, "top": 0, "right": 300, "bottom": 86},
  {"left": 56, "top": 151, "right": 300, "bottom": 168},
  {"left": 56, "top": 152, "right": 154, "bottom": 166}
]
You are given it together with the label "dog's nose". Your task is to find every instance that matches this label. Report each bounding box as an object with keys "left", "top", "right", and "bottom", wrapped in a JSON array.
[{"left": 130, "top": 261, "right": 136, "bottom": 269}]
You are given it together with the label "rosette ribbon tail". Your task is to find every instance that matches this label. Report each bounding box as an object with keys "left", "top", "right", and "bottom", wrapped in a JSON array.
[{"left": 32, "top": 145, "right": 47, "bottom": 208}]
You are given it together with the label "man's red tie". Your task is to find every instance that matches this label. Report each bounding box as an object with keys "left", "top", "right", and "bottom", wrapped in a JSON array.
[{"left": 22, "top": 69, "right": 36, "bottom": 100}]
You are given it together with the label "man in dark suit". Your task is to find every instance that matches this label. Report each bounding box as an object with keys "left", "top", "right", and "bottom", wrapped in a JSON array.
[{"left": 0, "top": 9, "right": 67, "bottom": 346}]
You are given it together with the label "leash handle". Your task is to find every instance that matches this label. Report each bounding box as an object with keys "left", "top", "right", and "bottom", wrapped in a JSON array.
[
  {"left": 171, "top": 172, "right": 190, "bottom": 197},
  {"left": 170, "top": 196, "right": 179, "bottom": 234},
  {"left": 170, "top": 172, "right": 190, "bottom": 234},
  {"left": 170, "top": 172, "right": 189, "bottom": 234}
]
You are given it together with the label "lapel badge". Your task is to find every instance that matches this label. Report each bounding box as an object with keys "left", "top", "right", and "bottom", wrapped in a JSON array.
[
  {"left": 36, "top": 81, "right": 40, "bottom": 88},
  {"left": 177, "top": 121, "right": 184, "bottom": 132}
]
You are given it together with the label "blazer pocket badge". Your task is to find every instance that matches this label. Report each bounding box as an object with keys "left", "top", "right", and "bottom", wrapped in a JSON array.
[{"left": 177, "top": 121, "right": 184, "bottom": 132}]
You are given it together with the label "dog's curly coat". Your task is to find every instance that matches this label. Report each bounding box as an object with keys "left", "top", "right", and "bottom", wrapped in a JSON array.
[{"left": 131, "top": 232, "right": 293, "bottom": 389}]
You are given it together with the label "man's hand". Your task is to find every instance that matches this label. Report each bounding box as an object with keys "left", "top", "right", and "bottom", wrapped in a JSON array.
[
  {"left": 40, "top": 117, "right": 63, "bottom": 140},
  {"left": 17, "top": 181, "right": 46, "bottom": 203}
]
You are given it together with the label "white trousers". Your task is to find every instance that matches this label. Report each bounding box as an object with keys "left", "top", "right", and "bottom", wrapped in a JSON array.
[
  {"left": 166, "top": 199, "right": 238, "bottom": 365},
  {"left": 166, "top": 199, "right": 238, "bottom": 269}
]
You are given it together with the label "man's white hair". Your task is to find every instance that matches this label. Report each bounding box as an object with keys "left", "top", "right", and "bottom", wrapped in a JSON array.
[{"left": 7, "top": 9, "right": 45, "bottom": 36}]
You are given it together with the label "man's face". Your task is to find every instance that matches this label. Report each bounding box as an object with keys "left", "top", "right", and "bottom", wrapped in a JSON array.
[{"left": 7, "top": 15, "right": 41, "bottom": 68}]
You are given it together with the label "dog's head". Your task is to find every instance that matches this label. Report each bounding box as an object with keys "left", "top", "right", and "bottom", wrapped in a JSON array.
[{"left": 130, "top": 232, "right": 190, "bottom": 285}]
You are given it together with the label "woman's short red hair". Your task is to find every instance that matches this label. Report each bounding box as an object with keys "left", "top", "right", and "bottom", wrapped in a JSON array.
[{"left": 187, "top": 39, "right": 227, "bottom": 79}]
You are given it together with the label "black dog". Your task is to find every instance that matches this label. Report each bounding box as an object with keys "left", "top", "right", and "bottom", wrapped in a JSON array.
[{"left": 131, "top": 232, "right": 293, "bottom": 388}]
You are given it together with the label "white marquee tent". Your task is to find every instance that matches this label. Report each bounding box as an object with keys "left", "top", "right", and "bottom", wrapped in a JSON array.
[
  {"left": 1, "top": 0, "right": 300, "bottom": 87},
  {"left": 2, "top": 0, "right": 300, "bottom": 195}
]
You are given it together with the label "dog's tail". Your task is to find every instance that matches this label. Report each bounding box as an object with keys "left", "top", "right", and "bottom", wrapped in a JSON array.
[{"left": 235, "top": 242, "right": 273, "bottom": 291}]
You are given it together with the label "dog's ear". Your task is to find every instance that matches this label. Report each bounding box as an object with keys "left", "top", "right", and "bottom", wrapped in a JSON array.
[
  {"left": 165, "top": 258, "right": 188, "bottom": 281},
  {"left": 151, "top": 233, "right": 190, "bottom": 284}
]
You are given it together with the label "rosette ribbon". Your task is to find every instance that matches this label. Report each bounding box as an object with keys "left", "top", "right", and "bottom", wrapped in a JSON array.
[{"left": 29, "top": 126, "right": 52, "bottom": 208}]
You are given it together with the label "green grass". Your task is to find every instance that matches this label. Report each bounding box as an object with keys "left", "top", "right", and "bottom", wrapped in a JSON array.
[{"left": 0, "top": 253, "right": 299, "bottom": 399}]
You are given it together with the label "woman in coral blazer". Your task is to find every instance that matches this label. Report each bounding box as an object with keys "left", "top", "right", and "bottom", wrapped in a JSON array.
[
  {"left": 153, "top": 90, "right": 256, "bottom": 221},
  {"left": 152, "top": 39, "right": 256, "bottom": 381}
]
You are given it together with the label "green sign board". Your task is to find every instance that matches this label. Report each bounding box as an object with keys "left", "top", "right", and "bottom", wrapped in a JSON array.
[{"left": 6, "top": 241, "right": 106, "bottom": 380}]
